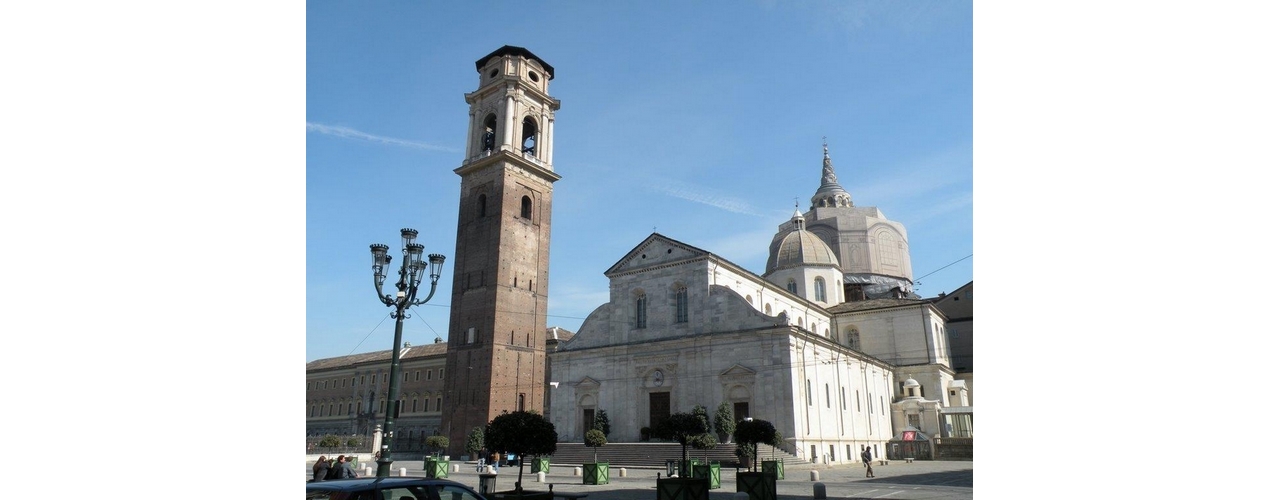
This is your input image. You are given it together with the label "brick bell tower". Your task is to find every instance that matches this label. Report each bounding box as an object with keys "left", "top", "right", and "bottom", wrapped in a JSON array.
[{"left": 442, "top": 46, "right": 560, "bottom": 454}]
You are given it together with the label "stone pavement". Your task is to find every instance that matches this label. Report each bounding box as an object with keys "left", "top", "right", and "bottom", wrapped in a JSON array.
[{"left": 306, "top": 459, "right": 973, "bottom": 500}]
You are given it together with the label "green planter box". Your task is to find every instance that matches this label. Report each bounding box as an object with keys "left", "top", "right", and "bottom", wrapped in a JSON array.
[
  {"left": 657, "top": 477, "right": 710, "bottom": 500},
  {"left": 583, "top": 462, "right": 609, "bottom": 485},
  {"left": 761, "top": 460, "right": 784, "bottom": 480},
  {"left": 678, "top": 459, "right": 696, "bottom": 478},
  {"left": 691, "top": 462, "right": 721, "bottom": 489},
  {"left": 424, "top": 458, "right": 449, "bottom": 478},
  {"left": 736, "top": 471, "right": 777, "bottom": 500},
  {"left": 530, "top": 457, "right": 550, "bottom": 474}
]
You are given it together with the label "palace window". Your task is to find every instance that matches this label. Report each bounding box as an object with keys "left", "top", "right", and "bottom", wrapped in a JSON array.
[
  {"left": 814, "top": 277, "right": 826, "bottom": 302},
  {"left": 521, "top": 196, "right": 532, "bottom": 219}
]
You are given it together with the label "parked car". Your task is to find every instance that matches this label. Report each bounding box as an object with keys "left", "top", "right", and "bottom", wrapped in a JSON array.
[{"left": 306, "top": 477, "right": 486, "bottom": 500}]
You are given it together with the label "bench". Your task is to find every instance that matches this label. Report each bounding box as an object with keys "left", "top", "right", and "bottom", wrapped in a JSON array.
[{"left": 905, "top": 458, "right": 914, "bottom": 464}]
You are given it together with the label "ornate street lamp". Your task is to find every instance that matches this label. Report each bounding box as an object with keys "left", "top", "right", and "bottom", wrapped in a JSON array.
[{"left": 369, "top": 228, "right": 446, "bottom": 477}]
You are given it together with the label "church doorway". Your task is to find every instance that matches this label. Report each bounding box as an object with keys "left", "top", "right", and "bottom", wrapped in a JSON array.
[
  {"left": 582, "top": 408, "right": 595, "bottom": 439},
  {"left": 733, "top": 402, "right": 749, "bottom": 423},
  {"left": 649, "top": 392, "right": 670, "bottom": 427}
]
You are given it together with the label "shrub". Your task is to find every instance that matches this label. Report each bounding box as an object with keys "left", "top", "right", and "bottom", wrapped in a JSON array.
[
  {"left": 318, "top": 435, "right": 342, "bottom": 448},
  {"left": 653, "top": 412, "right": 709, "bottom": 462},
  {"left": 732, "top": 419, "right": 776, "bottom": 471},
  {"left": 425, "top": 435, "right": 450, "bottom": 456},
  {"left": 466, "top": 427, "right": 486, "bottom": 458},
  {"left": 584, "top": 428, "right": 607, "bottom": 462},
  {"left": 714, "top": 402, "right": 735, "bottom": 441}
]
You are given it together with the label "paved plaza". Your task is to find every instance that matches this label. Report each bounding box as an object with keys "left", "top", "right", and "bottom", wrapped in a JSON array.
[{"left": 306, "top": 459, "right": 973, "bottom": 500}]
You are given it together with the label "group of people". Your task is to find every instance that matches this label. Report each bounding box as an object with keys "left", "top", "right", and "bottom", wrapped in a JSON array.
[{"left": 311, "top": 454, "right": 360, "bottom": 481}]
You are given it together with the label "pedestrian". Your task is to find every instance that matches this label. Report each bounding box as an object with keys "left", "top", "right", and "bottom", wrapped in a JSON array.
[
  {"left": 861, "top": 446, "right": 874, "bottom": 478},
  {"left": 476, "top": 455, "right": 486, "bottom": 472},
  {"left": 335, "top": 455, "right": 359, "bottom": 478},
  {"left": 328, "top": 455, "right": 347, "bottom": 479},
  {"left": 312, "top": 455, "right": 330, "bottom": 482}
]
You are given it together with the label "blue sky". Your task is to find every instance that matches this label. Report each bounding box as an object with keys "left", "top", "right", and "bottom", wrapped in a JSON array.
[{"left": 306, "top": 1, "right": 973, "bottom": 362}]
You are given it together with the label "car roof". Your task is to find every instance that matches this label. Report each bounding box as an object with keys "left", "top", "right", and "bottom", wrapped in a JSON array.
[{"left": 306, "top": 477, "right": 468, "bottom": 492}]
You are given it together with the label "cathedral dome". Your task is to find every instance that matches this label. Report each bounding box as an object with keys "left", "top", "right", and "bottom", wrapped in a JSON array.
[{"left": 774, "top": 228, "right": 840, "bottom": 271}]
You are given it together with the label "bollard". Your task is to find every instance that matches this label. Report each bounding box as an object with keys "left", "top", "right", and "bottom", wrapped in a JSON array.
[
  {"left": 365, "top": 466, "right": 373, "bottom": 476},
  {"left": 574, "top": 466, "right": 582, "bottom": 477},
  {"left": 487, "top": 465, "right": 497, "bottom": 474},
  {"left": 619, "top": 468, "right": 627, "bottom": 478},
  {"left": 537, "top": 471, "right": 546, "bottom": 483},
  {"left": 399, "top": 467, "right": 407, "bottom": 477},
  {"left": 809, "top": 470, "right": 819, "bottom": 481},
  {"left": 453, "top": 464, "right": 460, "bottom": 473},
  {"left": 813, "top": 482, "right": 826, "bottom": 499}
]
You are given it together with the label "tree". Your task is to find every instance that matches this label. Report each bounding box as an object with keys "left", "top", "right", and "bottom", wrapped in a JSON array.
[
  {"left": 714, "top": 402, "right": 735, "bottom": 442},
  {"left": 691, "top": 432, "right": 718, "bottom": 461},
  {"left": 346, "top": 437, "right": 362, "bottom": 447},
  {"left": 319, "top": 435, "right": 341, "bottom": 448},
  {"left": 732, "top": 419, "right": 777, "bottom": 472},
  {"left": 425, "top": 435, "right": 449, "bottom": 457},
  {"left": 692, "top": 406, "right": 709, "bottom": 435},
  {"left": 466, "top": 427, "right": 486, "bottom": 459},
  {"left": 593, "top": 409, "right": 611, "bottom": 438},
  {"left": 652, "top": 412, "right": 709, "bottom": 462},
  {"left": 584, "top": 429, "right": 607, "bottom": 462},
  {"left": 485, "top": 411, "right": 558, "bottom": 492}
]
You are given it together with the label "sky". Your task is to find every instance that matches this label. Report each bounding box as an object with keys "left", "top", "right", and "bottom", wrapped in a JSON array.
[{"left": 305, "top": 1, "right": 974, "bottom": 363}]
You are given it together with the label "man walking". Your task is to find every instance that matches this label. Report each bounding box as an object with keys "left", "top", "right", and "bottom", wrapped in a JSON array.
[{"left": 861, "top": 446, "right": 875, "bottom": 478}]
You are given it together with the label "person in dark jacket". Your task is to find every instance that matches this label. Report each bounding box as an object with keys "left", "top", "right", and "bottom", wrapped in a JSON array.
[
  {"left": 312, "top": 456, "right": 330, "bottom": 482},
  {"left": 335, "top": 455, "right": 359, "bottom": 478},
  {"left": 327, "top": 455, "right": 347, "bottom": 479},
  {"left": 861, "top": 446, "right": 874, "bottom": 478}
]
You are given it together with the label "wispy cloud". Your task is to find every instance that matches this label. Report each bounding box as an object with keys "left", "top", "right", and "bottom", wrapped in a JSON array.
[
  {"left": 648, "top": 182, "right": 769, "bottom": 217},
  {"left": 306, "top": 122, "right": 458, "bottom": 153}
]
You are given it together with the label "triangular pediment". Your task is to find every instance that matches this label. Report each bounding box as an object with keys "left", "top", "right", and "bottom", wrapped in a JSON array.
[
  {"left": 575, "top": 376, "right": 601, "bottom": 388},
  {"left": 605, "top": 233, "right": 712, "bottom": 276},
  {"left": 719, "top": 364, "right": 757, "bottom": 378}
]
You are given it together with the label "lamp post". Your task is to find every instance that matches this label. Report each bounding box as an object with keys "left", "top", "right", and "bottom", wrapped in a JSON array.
[{"left": 370, "top": 228, "right": 446, "bottom": 477}]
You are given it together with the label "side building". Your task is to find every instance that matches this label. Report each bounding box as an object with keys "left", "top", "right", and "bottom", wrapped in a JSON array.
[{"left": 306, "top": 330, "right": 571, "bottom": 457}]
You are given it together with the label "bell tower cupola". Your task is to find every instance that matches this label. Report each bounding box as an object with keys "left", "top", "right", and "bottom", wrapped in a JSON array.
[{"left": 464, "top": 45, "right": 560, "bottom": 168}]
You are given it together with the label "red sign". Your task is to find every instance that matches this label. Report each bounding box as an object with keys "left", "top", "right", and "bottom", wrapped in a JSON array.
[{"left": 903, "top": 431, "right": 916, "bottom": 441}]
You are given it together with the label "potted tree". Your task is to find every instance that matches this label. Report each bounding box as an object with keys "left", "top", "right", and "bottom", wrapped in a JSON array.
[
  {"left": 714, "top": 403, "right": 735, "bottom": 443},
  {"left": 485, "top": 411, "right": 558, "bottom": 499},
  {"left": 583, "top": 429, "right": 608, "bottom": 484},
  {"left": 654, "top": 412, "right": 708, "bottom": 477},
  {"left": 733, "top": 419, "right": 778, "bottom": 500},
  {"left": 760, "top": 431, "right": 784, "bottom": 480},
  {"left": 653, "top": 412, "right": 712, "bottom": 500},
  {"left": 424, "top": 435, "right": 450, "bottom": 478},
  {"left": 466, "top": 427, "right": 486, "bottom": 464},
  {"left": 690, "top": 432, "right": 721, "bottom": 489}
]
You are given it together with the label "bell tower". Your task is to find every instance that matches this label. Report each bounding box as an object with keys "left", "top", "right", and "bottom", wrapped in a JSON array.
[{"left": 442, "top": 46, "right": 560, "bottom": 452}]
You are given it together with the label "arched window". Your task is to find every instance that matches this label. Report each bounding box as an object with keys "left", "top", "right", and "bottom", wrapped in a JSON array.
[
  {"left": 521, "top": 116, "right": 538, "bottom": 155},
  {"left": 764, "top": 303, "right": 772, "bottom": 315},
  {"left": 635, "top": 292, "right": 648, "bottom": 329},
  {"left": 477, "top": 194, "right": 487, "bottom": 218},
  {"left": 482, "top": 114, "right": 497, "bottom": 153},
  {"left": 521, "top": 196, "right": 532, "bottom": 219},
  {"left": 814, "top": 277, "right": 827, "bottom": 302},
  {"left": 877, "top": 231, "right": 900, "bottom": 268},
  {"left": 675, "top": 285, "right": 688, "bottom": 323},
  {"left": 787, "top": 278, "right": 797, "bottom": 294}
]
